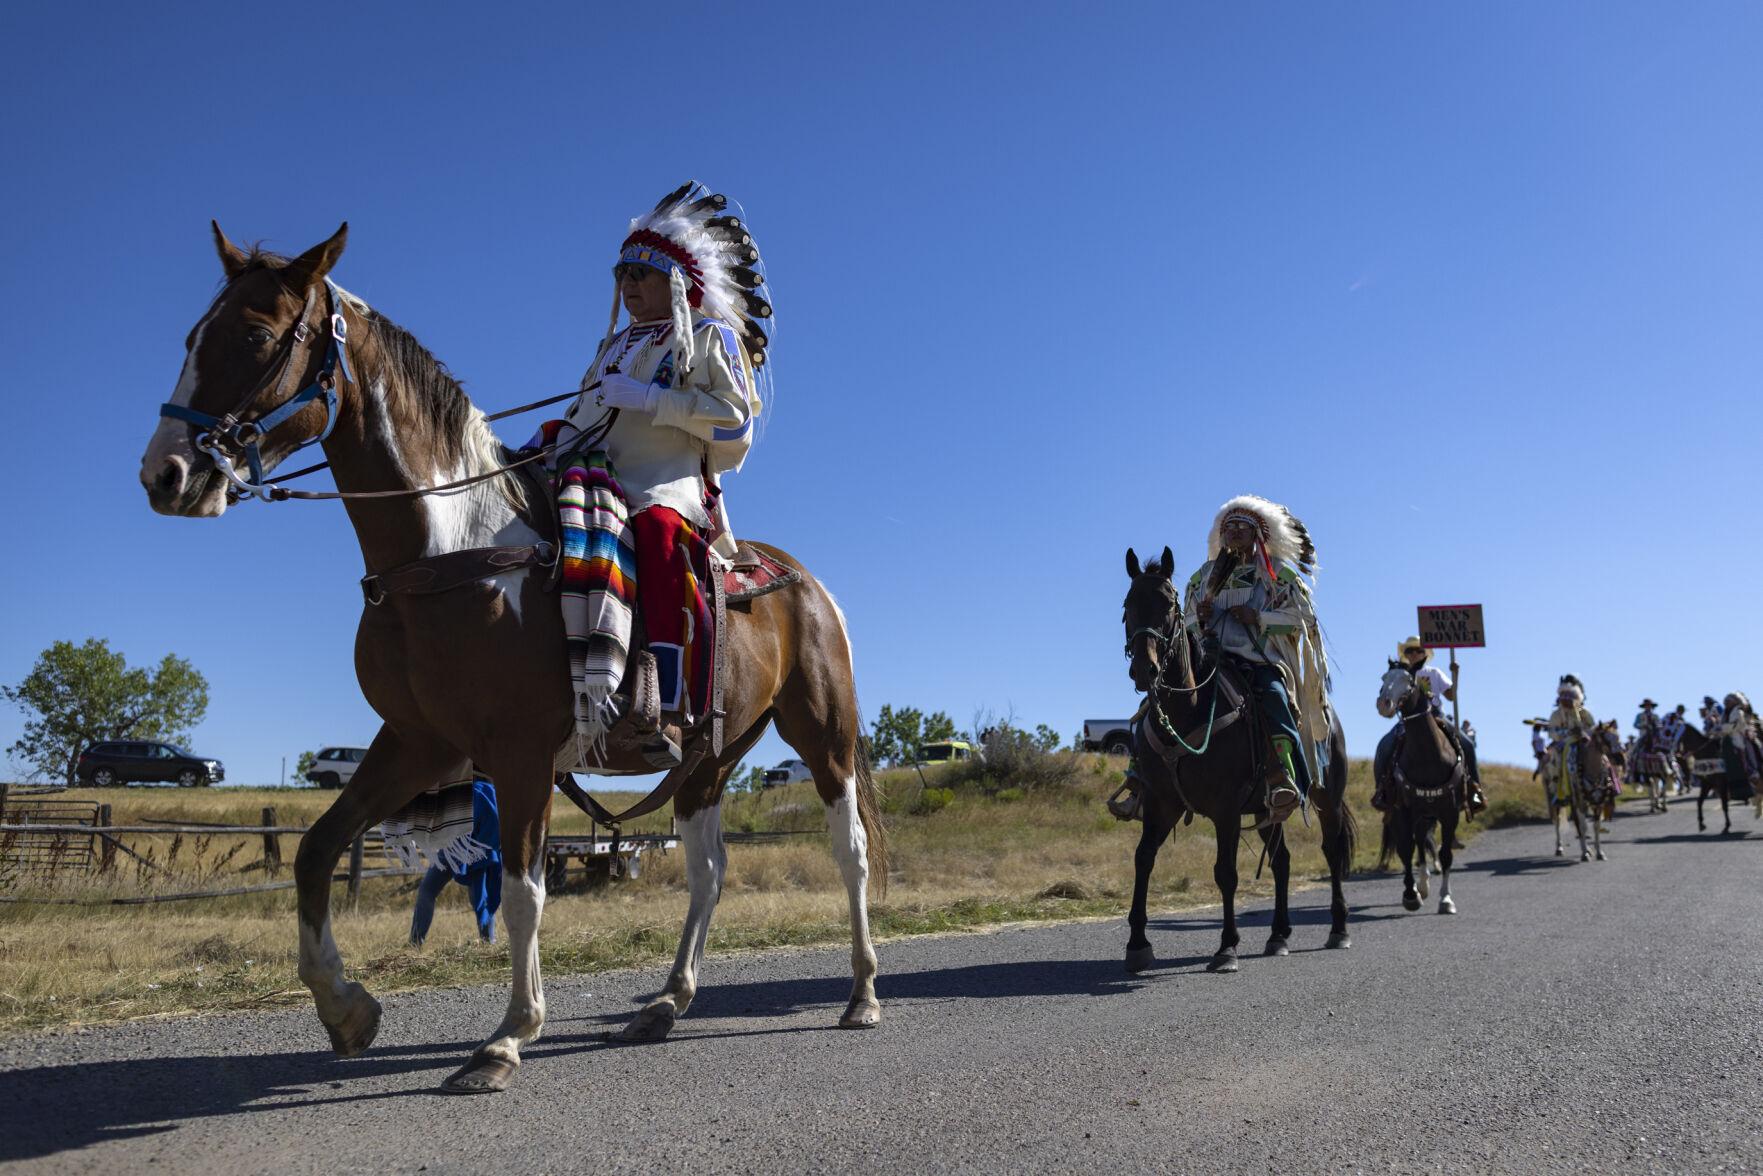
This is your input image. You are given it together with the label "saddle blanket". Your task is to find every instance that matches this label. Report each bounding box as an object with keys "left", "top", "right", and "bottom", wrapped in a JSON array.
[
  {"left": 380, "top": 779, "right": 478, "bottom": 868},
  {"left": 723, "top": 545, "right": 801, "bottom": 602}
]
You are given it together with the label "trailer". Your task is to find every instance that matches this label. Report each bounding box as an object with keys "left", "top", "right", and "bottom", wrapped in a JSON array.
[{"left": 543, "top": 823, "right": 679, "bottom": 891}]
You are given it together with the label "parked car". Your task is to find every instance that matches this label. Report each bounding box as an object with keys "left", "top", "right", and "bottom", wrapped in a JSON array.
[
  {"left": 917, "top": 739, "right": 978, "bottom": 764},
  {"left": 762, "top": 758, "right": 813, "bottom": 787},
  {"left": 307, "top": 746, "right": 369, "bottom": 788},
  {"left": 1080, "top": 719, "right": 1134, "bottom": 756},
  {"left": 77, "top": 741, "right": 224, "bottom": 787}
]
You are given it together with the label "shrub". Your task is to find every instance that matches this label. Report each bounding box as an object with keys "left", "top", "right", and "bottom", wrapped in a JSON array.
[
  {"left": 994, "top": 787, "right": 1025, "bottom": 804},
  {"left": 913, "top": 787, "right": 955, "bottom": 815}
]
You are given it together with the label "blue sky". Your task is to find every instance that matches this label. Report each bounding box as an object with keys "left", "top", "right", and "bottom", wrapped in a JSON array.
[{"left": 2, "top": 1, "right": 1759, "bottom": 785}]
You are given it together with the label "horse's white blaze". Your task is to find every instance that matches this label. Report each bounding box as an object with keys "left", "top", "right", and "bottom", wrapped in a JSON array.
[
  {"left": 140, "top": 309, "right": 218, "bottom": 482},
  {"left": 827, "top": 778, "right": 877, "bottom": 984},
  {"left": 482, "top": 860, "right": 546, "bottom": 1060}
]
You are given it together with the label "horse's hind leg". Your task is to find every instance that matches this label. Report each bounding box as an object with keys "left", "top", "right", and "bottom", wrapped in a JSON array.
[
  {"left": 618, "top": 760, "right": 728, "bottom": 1043},
  {"left": 774, "top": 681, "right": 886, "bottom": 1029},
  {"left": 295, "top": 726, "right": 462, "bottom": 1057},
  {"left": 444, "top": 750, "right": 554, "bottom": 1094},
  {"left": 1262, "top": 825, "right": 1292, "bottom": 956},
  {"left": 1697, "top": 786, "right": 1708, "bottom": 832}
]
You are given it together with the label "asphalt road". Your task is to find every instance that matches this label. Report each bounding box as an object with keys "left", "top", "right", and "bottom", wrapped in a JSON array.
[{"left": 3, "top": 797, "right": 1759, "bottom": 1176}]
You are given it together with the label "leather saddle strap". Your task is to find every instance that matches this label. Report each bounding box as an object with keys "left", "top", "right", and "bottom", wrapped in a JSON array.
[
  {"left": 556, "top": 766, "right": 691, "bottom": 828},
  {"left": 362, "top": 542, "right": 555, "bottom": 605}
]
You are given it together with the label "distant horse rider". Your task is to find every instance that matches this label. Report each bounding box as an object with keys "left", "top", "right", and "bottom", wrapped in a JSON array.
[
  {"left": 1185, "top": 495, "right": 1332, "bottom": 826},
  {"left": 1658, "top": 703, "right": 1690, "bottom": 794},
  {"left": 530, "top": 183, "right": 772, "bottom": 764},
  {"left": 1372, "top": 636, "right": 1486, "bottom": 814},
  {"left": 1547, "top": 674, "right": 1598, "bottom": 806}
]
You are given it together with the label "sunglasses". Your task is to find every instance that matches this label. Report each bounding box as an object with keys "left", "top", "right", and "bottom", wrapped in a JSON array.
[{"left": 614, "top": 262, "right": 665, "bottom": 284}]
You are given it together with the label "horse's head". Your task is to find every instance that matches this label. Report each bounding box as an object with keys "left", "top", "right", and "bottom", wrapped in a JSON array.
[
  {"left": 1376, "top": 659, "right": 1416, "bottom": 719},
  {"left": 1122, "top": 546, "right": 1179, "bottom": 692},
  {"left": 140, "top": 222, "right": 350, "bottom": 517}
]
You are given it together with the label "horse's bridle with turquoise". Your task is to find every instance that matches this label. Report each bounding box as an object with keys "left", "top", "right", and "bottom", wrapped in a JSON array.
[{"left": 159, "top": 279, "right": 349, "bottom": 502}]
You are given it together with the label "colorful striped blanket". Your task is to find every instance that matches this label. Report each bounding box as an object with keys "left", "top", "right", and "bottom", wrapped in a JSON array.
[{"left": 558, "top": 450, "right": 637, "bottom": 743}]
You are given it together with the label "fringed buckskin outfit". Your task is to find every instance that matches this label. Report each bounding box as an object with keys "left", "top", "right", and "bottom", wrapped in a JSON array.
[
  {"left": 544, "top": 183, "right": 772, "bottom": 745},
  {"left": 1184, "top": 496, "right": 1332, "bottom": 808},
  {"left": 1547, "top": 675, "right": 1597, "bottom": 804}
]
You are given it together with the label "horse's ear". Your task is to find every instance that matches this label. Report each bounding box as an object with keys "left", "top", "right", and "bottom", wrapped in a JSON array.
[
  {"left": 211, "top": 220, "right": 249, "bottom": 280},
  {"left": 281, "top": 222, "right": 349, "bottom": 293},
  {"left": 1159, "top": 546, "right": 1174, "bottom": 579},
  {"left": 1126, "top": 548, "right": 1141, "bottom": 578}
]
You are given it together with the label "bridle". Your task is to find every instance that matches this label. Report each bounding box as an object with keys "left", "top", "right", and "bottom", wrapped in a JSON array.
[
  {"left": 1129, "top": 586, "right": 1229, "bottom": 761},
  {"left": 161, "top": 280, "right": 349, "bottom": 503},
  {"left": 158, "top": 277, "right": 589, "bottom": 505}
]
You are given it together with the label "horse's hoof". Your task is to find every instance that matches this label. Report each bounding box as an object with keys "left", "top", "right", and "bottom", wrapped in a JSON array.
[
  {"left": 615, "top": 1003, "right": 678, "bottom": 1043},
  {"left": 1439, "top": 897, "right": 1457, "bottom": 915},
  {"left": 1325, "top": 932, "right": 1351, "bottom": 950},
  {"left": 441, "top": 1052, "right": 518, "bottom": 1094},
  {"left": 322, "top": 985, "right": 382, "bottom": 1058},
  {"left": 1580, "top": 850, "right": 1591, "bottom": 862},
  {"left": 1403, "top": 890, "right": 1421, "bottom": 912},
  {"left": 1125, "top": 945, "right": 1156, "bottom": 974},
  {"left": 1554, "top": 846, "right": 1564, "bottom": 857},
  {"left": 1417, "top": 871, "right": 1430, "bottom": 900},
  {"left": 1263, "top": 938, "right": 1290, "bottom": 958},
  {"left": 1206, "top": 952, "right": 1238, "bottom": 974},
  {"left": 839, "top": 997, "right": 881, "bottom": 1029},
  {"left": 1595, "top": 850, "right": 1607, "bottom": 861}
]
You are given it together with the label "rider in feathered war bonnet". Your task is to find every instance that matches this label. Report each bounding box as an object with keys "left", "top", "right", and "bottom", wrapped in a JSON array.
[
  {"left": 535, "top": 183, "right": 772, "bottom": 754},
  {"left": 1184, "top": 496, "right": 1333, "bottom": 825}
]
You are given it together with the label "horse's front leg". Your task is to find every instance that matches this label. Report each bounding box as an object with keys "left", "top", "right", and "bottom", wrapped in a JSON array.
[
  {"left": 1208, "top": 821, "right": 1240, "bottom": 973},
  {"left": 1126, "top": 811, "right": 1175, "bottom": 973},
  {"left": 1697, "top": 786, "right": 1708, "bottom": 832},
  {"left": 294, "top": 727, "right": 461, "bottom": 1057},
  {"left": 619, "top": 769, "right": 725, "bottom": 1042},
  {"left": 443, "top": 754, "right": 553, "bottom": 1094},
  {"left": 1553, "top": 798, "right": 1566, "bottom": 855},
  {"left": 1321, "top": 800, "right": 1352, "bottom": 949},
  {"left": 1398, "top": 816, "right": 1421, "bottom": 912},
  {"left": 1437, "top": 808, "right": 1457, "bottom": 914},
  {"left": 1262, "top": 826, "right": 1292, "bottom": 956},
  {"left": 1720, "top": 787, "right": 1733, "bottom": 835}
]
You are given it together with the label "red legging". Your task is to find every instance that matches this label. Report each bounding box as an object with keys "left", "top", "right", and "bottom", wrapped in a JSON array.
[{"left": 631, "top": 506, "right": 712, "bottom": 716}]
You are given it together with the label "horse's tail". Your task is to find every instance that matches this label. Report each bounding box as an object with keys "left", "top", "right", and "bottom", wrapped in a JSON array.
[{"left": 854, "top": 739, "right": 890, "bottom": 898}]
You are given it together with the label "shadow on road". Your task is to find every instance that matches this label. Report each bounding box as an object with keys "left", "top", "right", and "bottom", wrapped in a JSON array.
[
  {"left": 1455, "top": 854, "right": 1579, "bottom": 877},
  {"left": 1631, "top": 831, "right": 1752, "bottom": 845},
  {"left": 0, "top": 1031, "right": 605, "bottom": 1163}
]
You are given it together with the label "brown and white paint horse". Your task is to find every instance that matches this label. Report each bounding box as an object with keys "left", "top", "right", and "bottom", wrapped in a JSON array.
[{"left": 140, "top": 224, "right": 886, "bottom": 1093}]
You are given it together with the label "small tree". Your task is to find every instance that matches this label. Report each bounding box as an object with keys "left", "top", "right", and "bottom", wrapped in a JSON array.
[
  {"left": 870, "top": 704, "right": 926, "bottom": 767},
  {"left": 1033, "top": 724, "right": 1063, "bottom": 753},
  {"left": 294, "top": 750, "right": 319, "bottom": 786},
  {"left": 3, "top": 639, "right": 210, "bottom": 787},
  {"left": 923, "top": 711, "right": 958, "bottom": 744}
]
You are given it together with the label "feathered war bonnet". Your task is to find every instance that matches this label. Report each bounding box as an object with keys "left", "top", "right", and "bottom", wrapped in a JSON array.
[
  {"left": 1206, "top": 495, "right": 1318, "bottom": 583},
  {"left": 606, "top": 181, "right": 773, "bottom": 401},
  {"left": 1557, "top": 675, "right": 1585, "bottom": 706}
]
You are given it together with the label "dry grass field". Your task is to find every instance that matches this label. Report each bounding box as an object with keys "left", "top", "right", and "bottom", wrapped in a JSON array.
[{"left": 0, "top": 755, "right": 1550, "bottom": 1033}]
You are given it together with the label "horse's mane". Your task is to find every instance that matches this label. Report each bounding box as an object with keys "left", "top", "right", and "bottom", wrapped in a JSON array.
[{"left": 232, "top": 248, "right": 521, "bottom": 512}]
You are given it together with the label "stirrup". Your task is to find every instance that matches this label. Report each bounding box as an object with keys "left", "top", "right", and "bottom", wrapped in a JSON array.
[
  {"left": 1106, "top": 780, "right": 1144, "bottom": 822},
  {"left": 1258, "top": 785, "right": 1301, "bottom": 829}
]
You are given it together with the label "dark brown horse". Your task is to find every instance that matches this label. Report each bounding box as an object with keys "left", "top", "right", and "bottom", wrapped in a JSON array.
[
  {"left": 1374, "top": 662, "right": 1463, "bottom": 914},
  {"left": 1120, "top": 549, "right": 1355, "bottom": 973},
  {"left": 1677, "top": 723, "right": 1756, "bottom": 834},
  {"left": 139, "top": 224, "right": 886, "bottom": 1093}
]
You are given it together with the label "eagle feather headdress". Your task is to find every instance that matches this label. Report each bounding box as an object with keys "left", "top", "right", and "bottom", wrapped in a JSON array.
[
  {"left": 607, "top": 181, "right": 773, "bottom": 382},
  {"left": 1205, "top": 495, "right": 1318, "bottom": 578}
]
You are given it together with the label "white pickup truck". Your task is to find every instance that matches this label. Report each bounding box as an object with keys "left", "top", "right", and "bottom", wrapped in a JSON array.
[{"left": 1079, "top": 720, "right": 1134, "bottom": 756}]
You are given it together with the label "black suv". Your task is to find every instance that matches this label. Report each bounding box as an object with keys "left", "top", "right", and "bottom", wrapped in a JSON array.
[{"left": 77, "top": 741, "right": 224, "bottom": 787}]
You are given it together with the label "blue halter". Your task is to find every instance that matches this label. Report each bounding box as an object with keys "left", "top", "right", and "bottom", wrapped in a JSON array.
[{"left": 159, "top": 279, "right": 352, "bottom": 502}]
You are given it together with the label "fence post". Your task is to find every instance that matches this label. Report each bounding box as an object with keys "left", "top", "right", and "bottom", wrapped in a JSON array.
[
  {"left": 97, "top": 804, "right": 116, "bottom": 873},
  {"left": 0, "top": 781, "right": 9, "bottom": 823},
  {"left": 261, "top": 806, "right": 281, "bottom": 875},
  {"left": 347, "top": 833, "right": 365, "bottom": 908}
]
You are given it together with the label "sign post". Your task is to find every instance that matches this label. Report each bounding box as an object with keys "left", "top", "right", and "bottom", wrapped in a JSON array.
[{"left": 1417, "top": 604, "right": 1486, "bottom": 731}]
